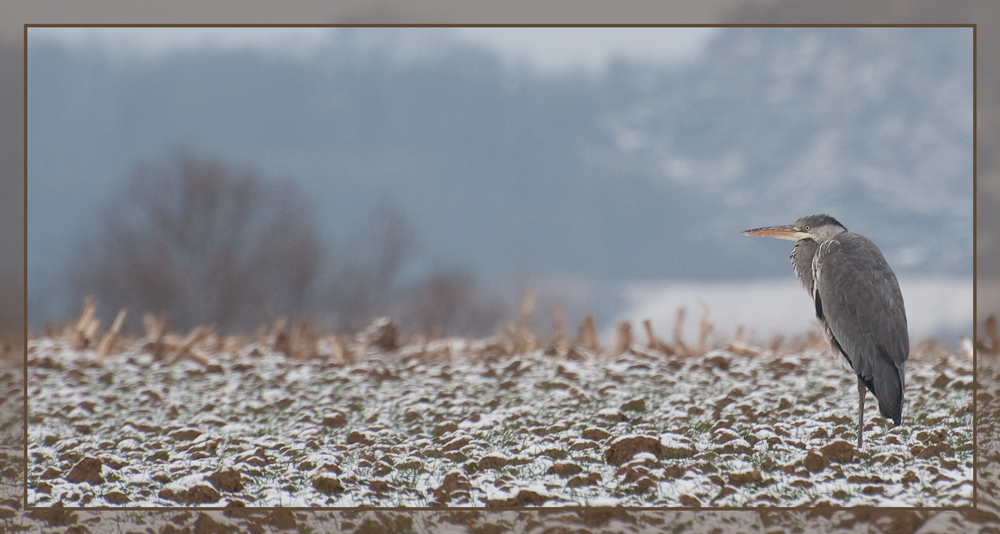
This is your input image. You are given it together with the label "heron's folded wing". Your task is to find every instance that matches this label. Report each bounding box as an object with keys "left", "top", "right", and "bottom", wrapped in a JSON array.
[{"left": 813, "top": 233, "right": 909, "bottom": 421}]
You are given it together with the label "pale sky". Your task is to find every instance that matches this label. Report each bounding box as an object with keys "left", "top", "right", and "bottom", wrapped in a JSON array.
[{"left": 28, "top": 26, "right": 720, "bottom": 73}]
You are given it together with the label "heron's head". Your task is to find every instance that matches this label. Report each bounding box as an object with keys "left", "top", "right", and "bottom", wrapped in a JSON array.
[{"left": 743, "top": 214, "right": 847, "bottom": 242}]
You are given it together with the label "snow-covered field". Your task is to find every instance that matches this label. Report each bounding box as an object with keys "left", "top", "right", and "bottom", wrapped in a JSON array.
[{"left": 27, "top": 328, "right": 972, "bottom": 508}]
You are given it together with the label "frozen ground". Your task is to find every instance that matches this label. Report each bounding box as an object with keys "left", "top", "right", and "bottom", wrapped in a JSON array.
[{"left": 26, "top": 329, "right": 973, "bottom": 508}]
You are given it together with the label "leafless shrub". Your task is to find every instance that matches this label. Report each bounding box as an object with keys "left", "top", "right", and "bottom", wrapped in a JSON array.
[
  {"left": 70, "top": 154, "right": 322, "bottom": 332},
  {"left": 63, "top": 156, "right": 527, "bottom": 339}
]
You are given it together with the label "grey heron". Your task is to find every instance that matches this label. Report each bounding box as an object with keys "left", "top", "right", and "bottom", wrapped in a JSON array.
[{"left": 744, "top": 214, "right": 908, "bottom": 448}]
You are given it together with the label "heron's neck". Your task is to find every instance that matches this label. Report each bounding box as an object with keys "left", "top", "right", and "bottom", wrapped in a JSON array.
[{"left": 791, "top": 239, "right": 818, "bottom": 293}]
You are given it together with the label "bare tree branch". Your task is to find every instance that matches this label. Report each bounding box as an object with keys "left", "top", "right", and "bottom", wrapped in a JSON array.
[{"left": 71, "top": 154, "right": 322, "bottom": 333}]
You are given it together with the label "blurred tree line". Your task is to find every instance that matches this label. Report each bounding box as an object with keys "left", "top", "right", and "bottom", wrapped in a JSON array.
[{"left": 69, "top": 153, "right": 509, "bottom": 337}]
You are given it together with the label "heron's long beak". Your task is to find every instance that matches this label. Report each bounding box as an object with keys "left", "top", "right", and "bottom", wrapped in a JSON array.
[{"left": 742, "top": 224, "right": 802, "bottom": 241}]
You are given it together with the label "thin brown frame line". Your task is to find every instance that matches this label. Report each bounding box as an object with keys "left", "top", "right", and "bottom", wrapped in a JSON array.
[
  {"left": 22, "top": 24, "right": 975, "bottom": 512},
  {"left": 21, "top": 24, "right": 976, "bottom": 513},
  {"left": 20, "top": 34, "right": 976, "bottom": 514},
  {"left": 22, "top": 21, "right": 29, "bottom": 515},
  {"left": 21, "top": 505, "right": 979, "bottom": 512},
  {"left": 22, "top": 23, "right": 977, "bottom": 29},
  {"left": 22, "top": 22, "right": 976, "bottom": 24},
  {"left": 971, "top": 22, "right": 979, "bottom": 512}
]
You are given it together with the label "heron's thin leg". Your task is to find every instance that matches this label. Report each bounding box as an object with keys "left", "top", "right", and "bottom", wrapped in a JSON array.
[{"left": 857, "top": 377, "right": 866, "bottom": 449}]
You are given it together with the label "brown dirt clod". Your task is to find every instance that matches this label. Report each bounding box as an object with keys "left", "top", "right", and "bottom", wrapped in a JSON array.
[
  {"left": 171, "top": 428, "right": 202, "bottom": 441},
  {"left": 311, "top": 473, "right": 345, "bottom": 495},
  {"left": 345, "top": 430, "right": 372, "bottom": 445},
  {"left": 321, "top": 412, "right": 347, "bottom": 428},
  {"left": 40, "top": 467, "right": 61, "bottom": 480},
  {"left": 477, "top": 455, "right": 510, "bottom": 471},
  {"left": 581, "top": 427, "right": 612, "bottom": 441},
  {"left": 728, "top": 469, "right": 764, "bottom": 486},
  {"left": 704, "top": 354, "right": 730, "bottom": 370},
  {"left": 431, "top": 471, "right": 472, "bottom": 503},
  {"left": 442, "top": 436, "right": 471, "bottom": 452},
  {"left": 803, "top": 451, "right": 828, "bottom": 473},
  {"left": 605, "top": 435, "right": 662, "bottom": 466},
  {"left": 207, "top": 469, "right": 244, "bottom": 492},
  {"left": 65, "top": 457, "right": 104, "bottom": 485},
  {"left": 567, "top": 472, "right": 602, "bottom": 487},
  {"left": 103, "top": 491, "right": 129, "bottom": 505},
  {"left": 714, "top": 486, "right": 737, "bottom": 501},
  {"left": 620, "top": 398, "right": 646, "bottom": 412},
  {"left": 547, "top": 461, "right": 584, "bottom": 478},
  {"left": 488, "top": 489, "right": 550, "bottom": 507},
  {"left": 679, "top": 494, "right": 701, "bottom": 507},
  {"left": 158, "top": 484, "right": 221, "bottom": 505},
  {"left": 820, "top": 440, "right": 855, "bottom": 463}
]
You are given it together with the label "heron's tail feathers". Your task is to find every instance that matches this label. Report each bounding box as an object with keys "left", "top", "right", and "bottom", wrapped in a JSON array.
[{"left": 858, "top": 346, "right": 904, "bottom": 426}]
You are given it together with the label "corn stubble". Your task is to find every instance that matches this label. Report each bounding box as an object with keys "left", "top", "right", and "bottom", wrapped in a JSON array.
[{"left": 26, "top": 299, "right": 974, "bottom": 508}]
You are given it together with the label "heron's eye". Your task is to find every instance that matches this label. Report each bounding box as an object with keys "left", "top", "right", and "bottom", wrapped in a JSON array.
[{"left": 804, "top": 225, "right": 810, "bottom": 231}]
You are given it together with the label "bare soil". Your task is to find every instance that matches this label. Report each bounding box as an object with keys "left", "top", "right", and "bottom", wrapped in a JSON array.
[{"left": 26, "top": 327, "right": 973, "bottom": 508}]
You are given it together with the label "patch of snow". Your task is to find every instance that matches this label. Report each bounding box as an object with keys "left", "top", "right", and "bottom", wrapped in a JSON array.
[
  {"left": 162, "top": 473, "right": 206, "bottom": 491},
  {"left": 659, "top": 432, "right": 694, "bottom": 448}
]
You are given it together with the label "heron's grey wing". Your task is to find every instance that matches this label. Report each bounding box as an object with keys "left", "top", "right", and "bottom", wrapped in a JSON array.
[{"left": 812, "top": 233, "right": 909, "bottom": 423}]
